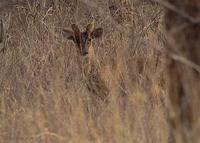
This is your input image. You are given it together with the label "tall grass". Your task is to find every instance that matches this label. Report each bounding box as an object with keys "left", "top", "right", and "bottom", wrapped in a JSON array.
[{"left": 0, "top": 1, "right": 168, "bottom": 143}]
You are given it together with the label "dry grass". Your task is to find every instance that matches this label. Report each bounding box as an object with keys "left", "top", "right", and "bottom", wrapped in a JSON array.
[{"left": 0, "top": 1, "right": 168, "bottom": 143}]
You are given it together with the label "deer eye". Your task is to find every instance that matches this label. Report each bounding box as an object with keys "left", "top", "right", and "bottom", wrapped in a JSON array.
[{"left": 88, "top": 38, "right": 92, "bottom": 42}]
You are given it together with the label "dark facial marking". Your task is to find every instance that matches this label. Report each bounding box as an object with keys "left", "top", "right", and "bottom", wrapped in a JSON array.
[
  {"left": 66, "top": 24, "right": 103, "bottom": 57},
  {"left": 79, "top": 32, "right": 91, "bottom": 56}
]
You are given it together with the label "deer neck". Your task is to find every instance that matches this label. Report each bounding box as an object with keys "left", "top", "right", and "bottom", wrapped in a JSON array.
[{"left": 79, "top": 45, "right": 97, "bottom": 76}]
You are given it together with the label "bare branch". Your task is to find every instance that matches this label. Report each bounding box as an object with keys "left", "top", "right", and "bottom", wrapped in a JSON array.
[
  {"left": 170, "top": 52, "right": 200, "bottom": 73},
  {"left": 152, "top": 0, "right": 200, "bottom": 25}
]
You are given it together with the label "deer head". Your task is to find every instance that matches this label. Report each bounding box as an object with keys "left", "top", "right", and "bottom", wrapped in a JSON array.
[{"left": 62, "top": 23, "right": 103, "bottom": 56}]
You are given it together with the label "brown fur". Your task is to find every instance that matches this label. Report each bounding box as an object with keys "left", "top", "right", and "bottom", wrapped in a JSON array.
[{"left": 63, "top": 23, "right": 108, "bottom": 102}]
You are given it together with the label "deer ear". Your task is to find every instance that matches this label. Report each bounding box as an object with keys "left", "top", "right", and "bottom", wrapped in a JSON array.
[
  {"left": 62, "top": 29, "right": 74, "bottom": 41},
  {"left": 91, "top": 28, "right": 103, "bottom": 39},
  {"left": 71, "top": 24, "right": 81, "bottom": 37}
]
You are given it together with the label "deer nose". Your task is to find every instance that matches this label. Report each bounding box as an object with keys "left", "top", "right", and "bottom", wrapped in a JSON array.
[{"left": 82, "top": 51, "right": 88, "bottom": 56}]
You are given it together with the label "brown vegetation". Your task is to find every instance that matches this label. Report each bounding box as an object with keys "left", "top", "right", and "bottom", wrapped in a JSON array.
[
  {"left": 1, "top": 0, "right": 199, "bottom": 143},
  {"left": 165, "top": 0, "right": 200, "bottom": 143}
]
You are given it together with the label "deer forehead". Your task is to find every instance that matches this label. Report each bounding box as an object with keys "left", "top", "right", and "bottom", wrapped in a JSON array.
[{"left": 81, "top": 33, "right": 88, "bottom": 42}]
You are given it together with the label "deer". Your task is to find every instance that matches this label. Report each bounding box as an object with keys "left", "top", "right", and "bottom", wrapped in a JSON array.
[{"left": 62, "top": 23, "right": 109, "bottom": 102}]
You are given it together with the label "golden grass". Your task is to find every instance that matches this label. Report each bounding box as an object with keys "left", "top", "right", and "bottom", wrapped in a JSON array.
[{"left": 0, "top": 1, "right": 168, "bottom": 143}]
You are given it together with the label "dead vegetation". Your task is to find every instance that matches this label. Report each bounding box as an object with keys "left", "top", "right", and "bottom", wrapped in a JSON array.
[
  {"left": 164, "top": 0, "right": 200, "bottom": 143},
  {"left": 1, "top": 0, "right": 197, "bottom": 143}
]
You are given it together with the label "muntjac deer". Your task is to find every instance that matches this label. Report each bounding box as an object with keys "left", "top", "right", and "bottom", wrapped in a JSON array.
[{"left": 62, "top": 23, "right": 108, "bottom": 101}]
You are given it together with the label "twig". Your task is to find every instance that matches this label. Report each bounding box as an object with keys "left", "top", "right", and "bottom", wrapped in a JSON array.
[
  {"left": 79, "top": 0, "right": 126, "bottom": 33},
  {"left": 135, "top": 9, "right": 163, "bottom": 37},
  {"left": 170, "top": 53, "right": 200, "bottom": 73},
  {"left": 0, "top": 131, "right": 68, "bottom": 141},
  {"left": 152, "top": 42, "right": 200, "bottom": 73}
]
